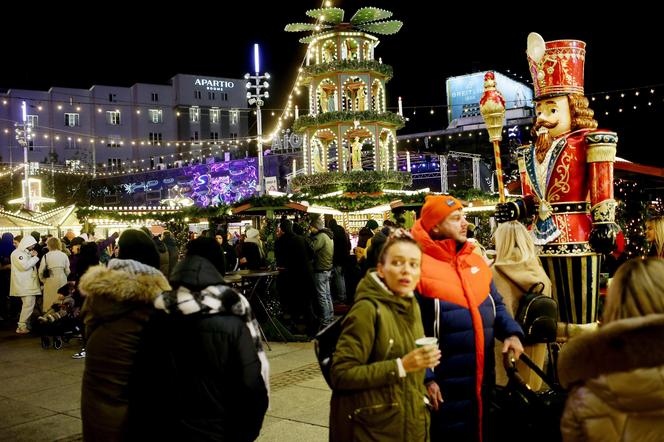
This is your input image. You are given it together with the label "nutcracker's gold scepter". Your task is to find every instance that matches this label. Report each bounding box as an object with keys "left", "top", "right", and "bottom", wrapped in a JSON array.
[{"left": 479, "top": 71, "right": 507, "bottom": 203}]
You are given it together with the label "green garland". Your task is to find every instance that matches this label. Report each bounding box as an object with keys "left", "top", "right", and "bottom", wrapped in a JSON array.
[
  {"left": 76, "top": 204, "right": 233, "bottom": 224},
  {"left": 304, "top": 189, "right": 498, "bottom": 212},
  {"left": 448, "top": 188, "right": 502, "bottom": 205},
  {"left": 292, "top": 170, "right": 411, "bottom": 195},
  {"left": 165, "top": 220, "right": 189, "bottom": 257},
  {"left": 75, "top": 189, "right": 499, "bottom": 223},
  {"left": 293, "top": 110, "right": 405, "bottom": 132},
  {"left": 237, "top": 195, "right": 291, "bottom": 209},
  {"left": 300, "top": 60, "right": 393, "bottom": 82},
  {"left": 310, "top": 193, "right": 422, "bottom": 211},
  {"left": 262, "top": 218, "right": 278, "bottom": 266}
]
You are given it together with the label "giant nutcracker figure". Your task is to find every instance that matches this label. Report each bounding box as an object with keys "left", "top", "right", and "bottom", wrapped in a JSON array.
[{"left": 495, "top": 33, "right": 620, "bottom": 332}]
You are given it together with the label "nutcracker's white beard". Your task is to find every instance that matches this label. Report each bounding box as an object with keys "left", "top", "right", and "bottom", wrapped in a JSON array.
[{"left": 534, "top": 122, "right": 556, "bottom": 163}]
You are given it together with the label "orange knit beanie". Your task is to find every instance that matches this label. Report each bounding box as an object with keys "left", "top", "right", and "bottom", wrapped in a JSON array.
[{"left": 419, "top": 195, "right": 463, "bottom": 232}]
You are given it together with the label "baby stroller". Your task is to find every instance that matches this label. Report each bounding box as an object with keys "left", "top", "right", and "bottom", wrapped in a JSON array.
[
  {"left": 37, "top": 283, "right": 83, "bottom": 350},
  {"left": 38, "top": 316, "right": 82, "bottom": 350}
]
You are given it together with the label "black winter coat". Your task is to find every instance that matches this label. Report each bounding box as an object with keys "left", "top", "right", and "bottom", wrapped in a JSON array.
[
  {"left": 331, "top": 225, "right": 351, "bottom": 266},
  {"left": 130, "top": 255, "right": 268, "bottom": 441},
  {"left": 163, "top": 236, "right": 179, "bottom": 276}
]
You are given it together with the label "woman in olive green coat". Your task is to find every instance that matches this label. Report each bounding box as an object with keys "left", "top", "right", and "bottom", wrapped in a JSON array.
[{"left": 329, "top": 232, "right": 440, "bottom": 442}]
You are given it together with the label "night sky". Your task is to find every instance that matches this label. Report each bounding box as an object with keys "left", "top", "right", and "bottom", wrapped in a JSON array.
[{"left": 2, "top": 1, "right": 660, "bottom": 165}]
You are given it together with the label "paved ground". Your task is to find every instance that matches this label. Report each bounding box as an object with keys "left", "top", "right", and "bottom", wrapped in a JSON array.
[{"left": 0, "top": 322, "right": 331, "bottom": 441}]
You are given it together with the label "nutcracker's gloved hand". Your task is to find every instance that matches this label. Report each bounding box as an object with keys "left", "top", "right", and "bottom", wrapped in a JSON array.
[
  {"left": 494, "top": 202, "right": 520, "bottom": 223},
  {"left": 494, "top": 196, "right": 535, "bottom": 223},
  {"left": 589, "top": 222, "right": 621, "bottom": 255}
]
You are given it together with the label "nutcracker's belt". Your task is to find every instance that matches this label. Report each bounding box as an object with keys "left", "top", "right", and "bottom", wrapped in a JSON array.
[{"left": 550, "top": 202, "right": 590, "bottom": 214}]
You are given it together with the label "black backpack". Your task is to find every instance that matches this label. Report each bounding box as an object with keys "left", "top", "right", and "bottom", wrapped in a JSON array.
[
  {"left": 515, "top": 282, "right": 558, "bottom": 345},
  {"left": 314, "top": 299, "right": 377, "bottom": 388}
]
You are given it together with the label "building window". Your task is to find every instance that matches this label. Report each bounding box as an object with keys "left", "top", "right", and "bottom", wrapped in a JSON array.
[
  {"left": 194, "top": 90, "right": 202, "bottom": 99},
  {"left": 106, "top": 110, "right": 121, "bottom": 125},
  {"left": 210, "top": 132, "right": 219, "bottom": 141},
  {"left": 229, "top": 109, "right": 239, "bottom": 125},
  {"left": 149, "top": 109, "right": 163, "bottom": 124},
  {"left": 193, "top": 131, "right": 199, "bottom": 141},
  {"left": 222, "top": 93, "right": 228, "bottom": 101},
  {"left": 151, "top": 92, "right": 159, "bottom": 102},
  {"left": 27, "top": 115, "right": 38, "bottom": 128},
  {"left": 210, "top": 108, "right": 220, "bottom": 124},
  {"left": 208, "top": 91, "right": 215, "bottom": 100},
  {"left": 107, "top": 139, "right": 121, "bottom": 148},
  {"left": 149, "top": 132, "right": 163, "bottom": 145},
  {"left": 190, "top": 107, "right": 200, "bottom": 123},
  {"left": 107, "top": 158, "right": 122, "bottom": 168},
  {"left": 66, "top": 138, "right": 77, "bottom": 150},
  {"left": 108, "top": 93, "right": 117, "bottom": 102},
  {"left": 64, "top": 113, "right": 79, "bottom": 127},
  {"left": 230, "top": 132, "right": 238, "bottom": 140}
]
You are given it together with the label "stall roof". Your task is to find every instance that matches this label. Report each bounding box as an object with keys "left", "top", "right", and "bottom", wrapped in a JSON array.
[
  {"left": 32, "top": 205, "right": 78, "bottom": 227},
  {"left": 0, "top": 209, "right": 52, "bottom": 229}
]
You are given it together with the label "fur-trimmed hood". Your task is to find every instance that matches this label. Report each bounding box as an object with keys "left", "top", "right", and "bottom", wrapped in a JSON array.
[
  {"left": 558, "top": 314, "right": 664, "bottom": 411},
  {"left": 79, "top": 259, "right": 171, "bottom": 321}
]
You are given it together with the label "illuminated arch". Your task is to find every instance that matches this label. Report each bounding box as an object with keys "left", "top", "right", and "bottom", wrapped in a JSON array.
[
  {"left": 371, "top": 79, "right": 385, "bottom": 113},
  {"left": 342, "top": 76, "right": 368, "bottom": 112},
  {"left": 343, "top": 126, "right": 375, "bottom": 171},
  {"left": 321, "top": 40, "right": 337, "bottom": 63},
  {"left": 379, "top": 129, "right": 397, "bottom": 171},
  {"left": 312, "top": 129, "right": 335, "bottom": 173},
  {"left": 341, "top": 38, "right": 359, "bottom": 61},
  {"left": 316, "top": 79, "right": 338, "bottom": 113}
]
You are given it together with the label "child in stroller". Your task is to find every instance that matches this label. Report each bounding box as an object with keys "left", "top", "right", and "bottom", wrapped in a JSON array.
[{"left": 37, "top": 282, "right": 82, "bottom": 349}]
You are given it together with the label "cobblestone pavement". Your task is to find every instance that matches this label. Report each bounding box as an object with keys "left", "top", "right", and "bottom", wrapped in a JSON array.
[{"left": 0, "top": 322, "right": 330, "bottom": 441}]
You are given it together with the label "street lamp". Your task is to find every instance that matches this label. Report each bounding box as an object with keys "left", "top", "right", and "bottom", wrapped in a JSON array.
[
  {"left": 245, "top": 43, "right": 270, "bottom": 195},
  {"left": 14, "top": 101, "right": 32, "bottom": 210}
]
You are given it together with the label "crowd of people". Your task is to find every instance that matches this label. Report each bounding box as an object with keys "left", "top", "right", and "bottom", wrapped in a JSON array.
[
  {"left": 327, "top": 198, "right": 664, "bottom": 442},
  {"left": 0, "top": 227, "right": 271, "bottom": 440},
  {"left": 1, "top": 202, "right": 663, "bottom": 441}
]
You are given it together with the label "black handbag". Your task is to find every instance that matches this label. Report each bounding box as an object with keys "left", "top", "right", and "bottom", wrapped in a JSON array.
[
  {"left": 492, "top": 351, "right": 568, "bottom": 442},
  {"left": 516, "top": 282, "right": 558, "bottom": 344},
  {"left": 42, "top": 259, "right": 50, "bottom": 278}
]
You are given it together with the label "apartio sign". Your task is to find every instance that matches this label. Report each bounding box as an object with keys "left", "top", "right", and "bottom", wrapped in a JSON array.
[{"left": 194, "top": 78, "right": 235, "bottom": 91}]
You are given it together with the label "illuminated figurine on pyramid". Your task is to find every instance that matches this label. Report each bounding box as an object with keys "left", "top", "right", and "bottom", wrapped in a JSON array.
[{"left": 495, "top": 33, "right": 620, "bottom": 336}]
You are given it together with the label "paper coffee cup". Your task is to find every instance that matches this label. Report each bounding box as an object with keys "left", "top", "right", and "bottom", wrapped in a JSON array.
[{"left": 415, "top": 337, "right": 438, "bottom": 348}]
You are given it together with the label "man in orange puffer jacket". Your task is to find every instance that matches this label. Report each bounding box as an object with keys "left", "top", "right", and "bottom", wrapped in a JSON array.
[{"left": 412, "top": 195, "right": 524, "bottom": 442}]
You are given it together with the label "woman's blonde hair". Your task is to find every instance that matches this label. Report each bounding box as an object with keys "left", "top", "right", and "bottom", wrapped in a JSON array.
[
  {"left": 602, "top": 258, "right": 664, "bottom": 323},
  {"left": 47, "top": 236, "right": 61, "bottom": 251},
  {"left": 492, "top": 221, "right": 537, "bottom": 265},
  {"left": 646, "top": 217, "right": 664, "bottom": 257}
]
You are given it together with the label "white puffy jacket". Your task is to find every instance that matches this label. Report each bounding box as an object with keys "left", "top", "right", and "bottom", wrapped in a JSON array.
[{"left": 10, "top": 235, "right": 41, "bottom": 297}]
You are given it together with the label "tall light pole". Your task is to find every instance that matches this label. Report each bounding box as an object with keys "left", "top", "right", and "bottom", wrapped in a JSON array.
[
  {"left": 245, "top": 43, "right": 270, "bottom": 195},
  {"left": 14, "top": 101, "right": 31, "bottom": 210}
]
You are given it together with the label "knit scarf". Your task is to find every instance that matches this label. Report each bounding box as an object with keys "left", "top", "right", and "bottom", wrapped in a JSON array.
[
  {"left": 107, "top": 257, "right": 164, "bottom": 276},
  {"left": 154, "top": 284, "right": 270, "bottom": 401}
]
